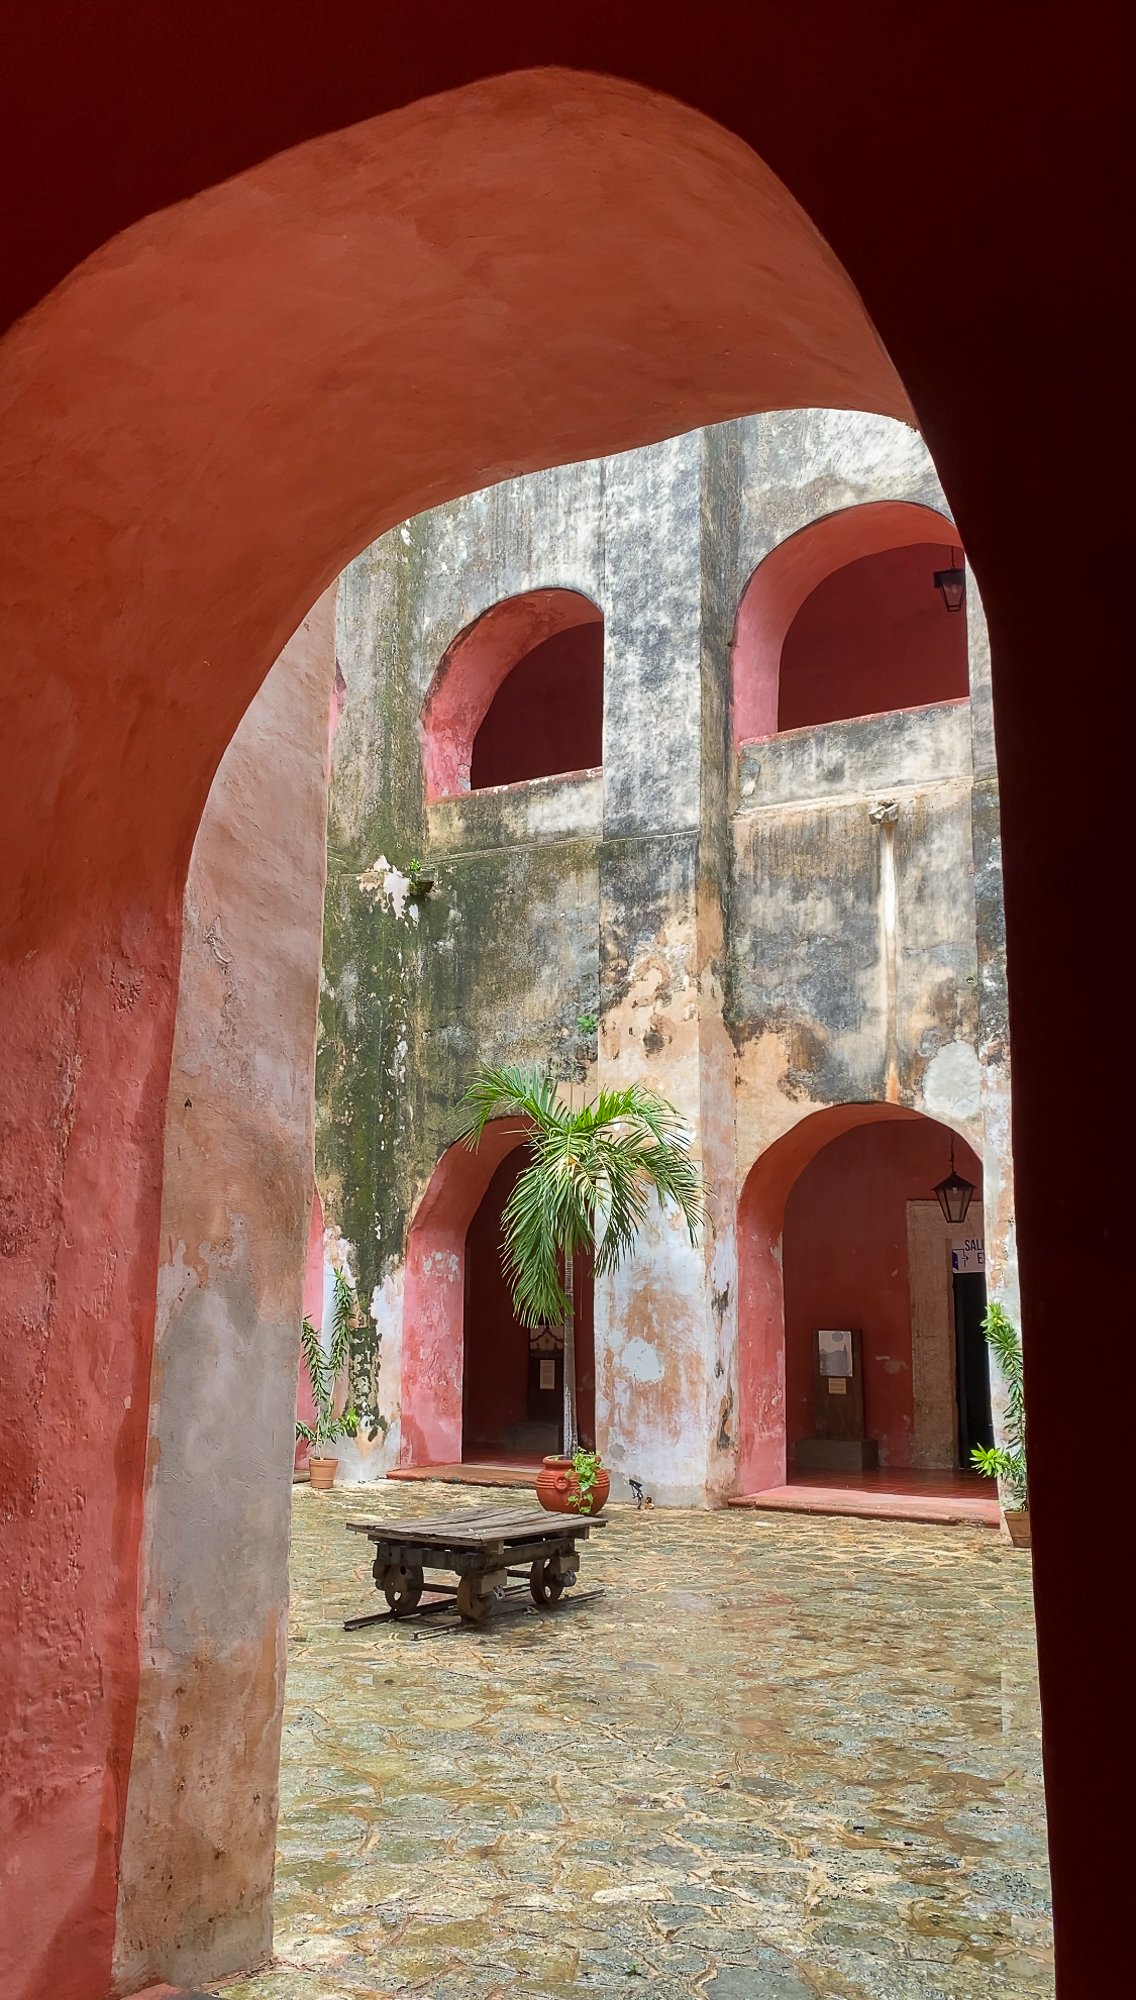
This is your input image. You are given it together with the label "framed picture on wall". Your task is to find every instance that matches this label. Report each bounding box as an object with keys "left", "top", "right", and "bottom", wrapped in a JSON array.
[{"left": 818, "top": 1328, "right": 854, "bottom": 1378}]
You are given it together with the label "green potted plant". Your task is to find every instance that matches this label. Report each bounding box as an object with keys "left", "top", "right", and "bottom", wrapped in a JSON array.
[
  {"left": 970, "top": 1301, "right": 1029, "bottom": 1547},
  {"left": 296, "top": 1267, "right": 359, "bottom": 1490},
  {"left": 458, "top": 1064, "right": 706, "bottom": 1511}
]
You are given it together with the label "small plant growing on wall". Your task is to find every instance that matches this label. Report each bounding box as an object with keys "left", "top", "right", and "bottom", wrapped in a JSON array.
[
  {"left": 458, "top": 1064, "right": 706, "bottom": 1457},
  {"left": 296, "top": 1267, "right": 359, "bottom": 1489},
  {"left": 970, "top": 1301, "right": 1028, "bottom": 1536}
]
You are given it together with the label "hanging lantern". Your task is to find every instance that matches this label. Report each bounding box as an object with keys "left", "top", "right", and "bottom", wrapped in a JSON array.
[
  {"left": 933, "top": 1138, "right": 976, "bottom": 1224},
  {"left": 934, "top": 545, "right": 966, "bottom": 613}
]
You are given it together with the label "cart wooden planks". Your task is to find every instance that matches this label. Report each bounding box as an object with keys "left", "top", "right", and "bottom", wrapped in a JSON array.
[{"left": 345, "top": 1502, "right": 607, "bottom": 1626}]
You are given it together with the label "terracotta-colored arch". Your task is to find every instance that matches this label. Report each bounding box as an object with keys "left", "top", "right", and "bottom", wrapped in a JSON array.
[
  {"left": 421, "top": 588, "right": 602, "bottom": 801},
  {"left": 737, "top": 1102, "right": 979, "bottom": 1494},
  {"left": 400, "top": 1121, "right": 531, "bottom": 1465},
  {"left": 730, "top": 499, "right": 959, "bottom": 747},
  {"left": 0, "top": 22, "right": 1128, "bottom": 1995},
  {"left": 0, "top": 82, "right": 911, "bottom": 1993}
]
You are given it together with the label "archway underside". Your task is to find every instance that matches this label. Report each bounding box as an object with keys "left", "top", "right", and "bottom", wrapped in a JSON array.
[{"left": 0, "top": 33, "right": 1125, "bottom": 2000}]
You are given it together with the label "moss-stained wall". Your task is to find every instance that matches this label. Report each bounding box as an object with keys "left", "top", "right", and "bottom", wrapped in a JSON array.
[{"left": 317, "top": 409, "right": 1014, "bottom": 1501}]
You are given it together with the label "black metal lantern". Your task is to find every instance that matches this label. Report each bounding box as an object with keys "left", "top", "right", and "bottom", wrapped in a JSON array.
[
  {"left": 933, "top": 1139, "right": 976, "bottom": 1225},
  {"left": 934, "top": 546, "right": 966, "bottom": 613}
]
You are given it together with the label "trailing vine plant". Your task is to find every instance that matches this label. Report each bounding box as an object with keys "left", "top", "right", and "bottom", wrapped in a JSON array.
[{"left": 568, "top": 1448, "right": 603, "bottom": 1515}]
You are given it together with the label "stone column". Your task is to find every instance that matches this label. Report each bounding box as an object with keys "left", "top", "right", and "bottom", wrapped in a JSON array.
[
  {"left": 967, "top": 580, "right": 1021, "bottom": 1451},
  {"left": 593, "top": 433, "right": 735, "bottom": 1506},
  {"left": 113, "top": 593, "right": 336, "bottom": 1993}
]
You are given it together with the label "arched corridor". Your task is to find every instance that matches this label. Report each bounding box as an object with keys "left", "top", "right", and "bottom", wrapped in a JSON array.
[
  {"left": 778, "top": 539, "right": 969, "bottom": 730},
  {"left": 737, "top": 1105, "right": 994, "bottom": 1519},
  {"left": 462, "top": 1143, "right": 596, "bottom": 1459}
]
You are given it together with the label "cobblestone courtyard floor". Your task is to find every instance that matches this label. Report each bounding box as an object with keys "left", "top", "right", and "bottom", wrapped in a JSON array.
[{"left": 220, "top": 1481, "right": 1052, "bottom": 2000}]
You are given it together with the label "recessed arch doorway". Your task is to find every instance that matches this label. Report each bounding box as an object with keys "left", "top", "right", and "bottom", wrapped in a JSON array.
[
  {"left": 737, "top": 1104, "right": 990, "bottom": 1499},
  {"left": 462, "top": 1144, "right": 595, "bottom": 1461}
]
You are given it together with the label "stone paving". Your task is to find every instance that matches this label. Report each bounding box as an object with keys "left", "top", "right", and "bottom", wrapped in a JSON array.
[{"left": 220, "top": 1481, "right": 1052, "bottom": 2000}]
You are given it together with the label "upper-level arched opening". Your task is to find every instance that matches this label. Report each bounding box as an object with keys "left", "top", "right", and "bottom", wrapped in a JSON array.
[
  {"left": 731, "top": 500, "right": 967, "bottom": 746},
  {"left": 421, "top": 588, "right": 604, "bottom": 800}
]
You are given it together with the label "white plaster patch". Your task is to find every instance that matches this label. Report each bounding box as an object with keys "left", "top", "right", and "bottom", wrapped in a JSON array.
[
  {"left": 422, "top": 1249, "right": 461, "bottom": 1279},
  {"left": 619, "top": 1336, "right": 665, "bottom": 1385},
  {"left": 922, "top": 1040, "right": 982, "bottom": 1125},
  {"left": 357, "top": 853, "right": 419, "bottom": 924}
]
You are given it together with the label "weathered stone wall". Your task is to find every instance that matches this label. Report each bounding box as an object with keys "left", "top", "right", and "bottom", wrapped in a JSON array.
[{"left": 319, "top": 411, "right": 1014, "bottom": 1504}]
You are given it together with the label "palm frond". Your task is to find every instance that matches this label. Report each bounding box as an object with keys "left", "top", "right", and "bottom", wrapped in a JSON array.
[
  {"left": 327, "top": 1267, "right": 356, "bottom": 1376},
  {"left": 457, "top": 1063, "right": 565, "bottom": 1149},
  {"left": 459, "top": 1062, "right": 706, "bottom": 1323}
]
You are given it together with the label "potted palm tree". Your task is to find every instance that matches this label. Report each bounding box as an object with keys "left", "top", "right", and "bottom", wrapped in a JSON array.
[
  {"left": 296, "top": 1267, "right": 359, "bottom": 1490},
  {"left": 458, "top": 1064, "right": 706, "bottom": 1512},
  {"left": 970, "top": 1301, "right": 1029, "bottom": 1547}
]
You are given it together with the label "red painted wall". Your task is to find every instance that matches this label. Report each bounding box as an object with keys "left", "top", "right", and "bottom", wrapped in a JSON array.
[
  {"left": 782, "top": 1120, "right": 982, "bottom": 1468},
  {"left": 778, "top": 542, "right": 968, "bottom": 731},
  {"left": 463, "top": 1146, "right": 596, "bottom": 1453},
  {"left": 470, "top": 623, "right": 604, "bottom": 789}
]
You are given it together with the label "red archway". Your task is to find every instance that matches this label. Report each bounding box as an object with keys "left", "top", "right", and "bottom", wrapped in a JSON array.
[
  {"left": 737, "top": 1103, "right": 982, "bottom": 1493},
  {"left": 0, "top": 22, "right": 1128, "bottom": 1996},
  {"left": 731, "top": 500, "right": 960, "bottom": 745},
  {"left": 422, "top": 588, "right": 603, "bottom": 798},
  {"left": 400, "top": 1121, "right": 529, "bottom": 1466}
]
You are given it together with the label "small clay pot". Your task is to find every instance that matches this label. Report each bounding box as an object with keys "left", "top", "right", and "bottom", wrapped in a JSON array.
[
  {"left": 535, "top": 1455, "right": 610, "bottom": 1516},
  {"left": 1003, "top": 1507, "right": 1031, "bottom": 1548},
  {"left": 308, "top": 1456, "right": 338, "bottom": 1491}
]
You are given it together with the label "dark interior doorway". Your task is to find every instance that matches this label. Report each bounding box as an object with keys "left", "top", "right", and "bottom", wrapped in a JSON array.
[
  {"left": 462, "top": 1146, "right": 595, "bottom": 1458},
  {"left": 953, "top": 1271, "right": 995, "bottom": 1463}
]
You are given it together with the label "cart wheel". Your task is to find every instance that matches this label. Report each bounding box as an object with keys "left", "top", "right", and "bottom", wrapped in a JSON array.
[
  {"left": 456, "top": 1574, "right": 494, "bottom": 1623},
  {"left": 529, "top": 1559, "right": 568, "bottom": 1606},
  {"left": 382, "top": 1563, "right": 424, "bottom": 1616}
]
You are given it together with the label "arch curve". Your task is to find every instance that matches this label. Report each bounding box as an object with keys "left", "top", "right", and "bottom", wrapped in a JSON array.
[
  {"left": 731, "top": 498, "right": 959, "bottom": 746},
  {"left": 737, "top": 1102, "right": 981, "bottom": 1493},
  {"left": 400, "top": 1119, "right": 530, "bottom": 1464},
  {"left": 421, "top": 587, "right": 602, "bottom": 800}
]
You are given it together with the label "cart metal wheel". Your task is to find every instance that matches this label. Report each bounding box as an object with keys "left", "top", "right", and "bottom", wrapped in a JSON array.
[
  {"left": 456, "top": 1573, "right": 494, "bottom": 1622},
  {"left": 529, "top": 1558, "right": 570, "bottom": 1606},
  {"left": 381, "top": 1562, "right": 424, "bottom": 1616}
]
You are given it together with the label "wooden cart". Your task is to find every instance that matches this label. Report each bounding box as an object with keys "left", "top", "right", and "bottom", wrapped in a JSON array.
[{"left": 345, "top": 1502, "right": 606, "bottom": 1627}]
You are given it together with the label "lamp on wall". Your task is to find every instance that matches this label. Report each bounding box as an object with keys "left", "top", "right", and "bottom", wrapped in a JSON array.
[
  {"left": 934, "top": 546, "right": 966, "bottom": 613},
  {"left": 933, "top": 1138, "right": 976, "bottom": 1224}
]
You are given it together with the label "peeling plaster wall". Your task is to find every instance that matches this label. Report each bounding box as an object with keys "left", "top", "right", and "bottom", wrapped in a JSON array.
[
  {"left": 113, "top": 594, "right": 336, "bottom": 1992},
  {"left": 320, "top": 411, "right": 1016, "bottom": 1506}
]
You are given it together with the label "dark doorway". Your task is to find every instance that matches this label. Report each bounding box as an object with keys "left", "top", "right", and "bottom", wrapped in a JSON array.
[
  {"left": 953, "top": 1272, "right": 994, "bottom": 1463},
  {"left": 462, "top": 1147, "right": 595, "bottom": 1458}
]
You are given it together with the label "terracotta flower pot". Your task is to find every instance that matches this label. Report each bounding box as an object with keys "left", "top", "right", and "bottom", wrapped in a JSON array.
[
  {"left": 535, "top": 1455, "right": 610, "bottom": 1516},
  {"left": 308, "top": 1456, "right": 338, "bottom": 1491},
  {"left": 1003, "top": 1507, "right": 1031, "bottom": 1548}
]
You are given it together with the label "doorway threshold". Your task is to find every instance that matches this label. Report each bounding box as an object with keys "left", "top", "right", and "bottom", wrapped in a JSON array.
[
  {"left": 387, "top": 1459, "right": 542, "bottom": 1490},
  {"left": 729, "top": 1468, "right": 999, "bottom": 1528}
]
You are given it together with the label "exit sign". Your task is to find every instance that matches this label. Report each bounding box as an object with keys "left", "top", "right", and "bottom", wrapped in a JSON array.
[{"left": 952, "top": 1237, "right": 985, "bottom": 1274}]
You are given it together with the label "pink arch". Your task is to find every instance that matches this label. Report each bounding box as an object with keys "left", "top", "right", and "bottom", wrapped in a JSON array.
[
  {"left": 400, "top": 1119, "right": 530, "bottom": 1463},
  {"left": 420, "top": 587, "right": 603, "bottom": 801},
  {"left": 737, "top": 1102, "right": 971, "bottom": 1493},
  {"left": 730, "top": 498, "right": 960, "bottom": 748}
]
